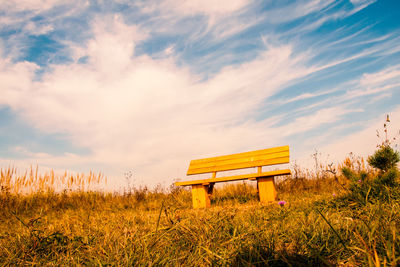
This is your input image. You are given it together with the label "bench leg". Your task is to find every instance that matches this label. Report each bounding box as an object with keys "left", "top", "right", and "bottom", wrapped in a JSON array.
[
  {"left": 257, "top": 177, "right": 277, "bottom": 203},
  {"left": 191, "top": 184, "right": 211, "bottom": 208}
]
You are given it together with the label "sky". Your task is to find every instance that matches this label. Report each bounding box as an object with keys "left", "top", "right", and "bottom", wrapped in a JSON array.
[{"left": 1, "top": 0, "right": 400, "bottom": 189}]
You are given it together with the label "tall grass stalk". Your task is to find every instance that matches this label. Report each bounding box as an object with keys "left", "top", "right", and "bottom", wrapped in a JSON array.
[{"left": 0, "top": 159, "right": 399, "bottom": 265}]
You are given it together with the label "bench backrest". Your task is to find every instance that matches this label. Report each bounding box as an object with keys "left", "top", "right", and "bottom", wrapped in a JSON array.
[{"left": 187, "top": 145, "right": 289, "bottom": 175}]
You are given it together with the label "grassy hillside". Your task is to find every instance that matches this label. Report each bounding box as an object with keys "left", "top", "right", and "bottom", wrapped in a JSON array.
[{"left": 0, "top": 159, "right": 399, "bottom": 266}]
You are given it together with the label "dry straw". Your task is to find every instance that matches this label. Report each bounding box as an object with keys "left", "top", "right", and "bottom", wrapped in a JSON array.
[{"left": 0, "top": 166, "right": 106, "bottom": 194}]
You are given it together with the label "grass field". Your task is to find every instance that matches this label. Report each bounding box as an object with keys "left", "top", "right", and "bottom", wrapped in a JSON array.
[{"left": 0, "top": 159, "right": 399, "bottom": 266}]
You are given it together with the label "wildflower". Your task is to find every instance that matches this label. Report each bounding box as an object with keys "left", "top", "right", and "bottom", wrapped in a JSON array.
[
  {"left": 358, "top": 179, "right": 362, "bottom": 183},
  {"left": 332, "top": 193, "right": 336, "bottom": 197},
  {"left": 278, "top": 200, "right": 286, "bottom": 207}
]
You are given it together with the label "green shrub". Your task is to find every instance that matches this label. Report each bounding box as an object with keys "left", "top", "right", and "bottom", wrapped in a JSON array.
[
  {"left": 341, "top": 167, "right": 372, "bottom": 203},
  {"left": 376, "top": 167, "right": 399, "bottom": 187},
  {"left": 341, "top": 146, "right": 399, "bottom": 204},
  {"left": 342, "top": 115, "right": 400, "bottom": 203},
  {"left": 367, "top": 145, "right": 399, "bottom": 173}
]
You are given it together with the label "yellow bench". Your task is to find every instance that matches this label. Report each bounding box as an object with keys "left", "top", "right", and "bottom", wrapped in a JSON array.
[{"left": 175, "top": 146, "right": 291, "bottom": 208}]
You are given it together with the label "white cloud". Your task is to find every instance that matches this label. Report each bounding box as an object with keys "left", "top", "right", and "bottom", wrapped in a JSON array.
[
  {"left": 24, "top": 21, "right": 54, "bottom": 36},
  {"left": 263, "top": 0, "right": 334, "bottom": 24},
  {"left": 341, "top": 65, "right": 400, "bottom": 100},
  {"left": 161, "top": 0, "right": 250, "bottom": 17},
  {"left": 85, "top": 15, "right": 148, "bottom": 74},
  {"left": 1, "top": 2, "right": 398, "bottom": 188},
  {"left": 279, "top": 87, "right": 339, "bottom": 104},
  {"left": 0, "top": 57, "right": 38, "bottom": 107},
  {"left": 359, "top": 65, "right": 400, "bottom": 87},
  {"left": 282, "top": 0, "right": 376, "bottom": 35},
  {"left": 276, "top": 107, "right": 362, "bottom": 137},
  {"left": 345, "top": 83, "right": 400, "bottom": 99},
  {"left": 0, "top": 0, "right": 82, "bottom": 12},
  {"left": 288, "top": 63, "right": 400, "bottom": 116},
  {"left": 0, "top": 18, "right": 315, "bottom": 186},
  {"left": 0, "top": 0, "right": 91, "bottom": 61},
  {"left": 124, "top": 0, "right": 260, "bottom": 44},
  {"left": 163, "top": 45, "right": 174, "bottom": 56},
  {"left": 348, "top": 0, "right": 376, "bottom": 15},
  {"left": 319, "top": 107, "right": 400, "bottom": 164}
]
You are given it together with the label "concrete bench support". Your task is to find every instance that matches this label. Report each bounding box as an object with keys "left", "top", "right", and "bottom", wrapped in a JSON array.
[
  {"left": 191, "top": 184, "right": 211, "bottom": 209},
  {"left": 257, "top": 176, "right": 277, "bottom": 203}
]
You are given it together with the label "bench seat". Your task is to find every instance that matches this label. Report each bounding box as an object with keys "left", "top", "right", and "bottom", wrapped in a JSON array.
[
  {"left": 175, "top": 146, "right": 291, "bottom": 208},
  {"left": 175, "top": 169, "right": 291, "bottom": 186}
]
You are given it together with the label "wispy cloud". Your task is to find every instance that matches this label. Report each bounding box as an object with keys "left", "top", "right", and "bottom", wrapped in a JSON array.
[
  {"left": 319, "top": 106, "right": 400, "bottom": 163},
  {"left": 0, "top": 0, "right": 65, "bottom": 12},
  {"left": 0, "top": 0, "right": 399, "bottom": 186},
  {"left": 278, "top": 88, "right": 339, "bottom": 105},
  {"left": 276, "top": 106, "right": 363, "bottom": 137},
  {"left": 0, "top": 16, "right": 312, "bottom": 184},
  {"left": 161, "top": 0, "right": 251, "bottom": 17},
  {"left": 262, "top": 0, "right": 335, "bottom": 24}
]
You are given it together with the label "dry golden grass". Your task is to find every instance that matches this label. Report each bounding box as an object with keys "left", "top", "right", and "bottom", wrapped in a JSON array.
[
  {"left": 0, "top": 159, "right": 399, "bottom": 266},
  {"left": 0, "top": 166, "right": 105, "bottom": 194}
]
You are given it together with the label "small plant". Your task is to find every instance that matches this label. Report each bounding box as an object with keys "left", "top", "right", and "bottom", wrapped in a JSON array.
[
  {"left": 341, "top": 115, "right": 400, "bottom": 203},
  {"left": 341, "top": 166, "right": 371, "bottom": 203},
  {"left": 368, "top": 115, "right": 400, "bottom": 188},
  {"left": 368, "top": 145, "right": 399, "bottom": 173},
  {"left": 368, "top": 115, "right": 400, "bottom": 172}
]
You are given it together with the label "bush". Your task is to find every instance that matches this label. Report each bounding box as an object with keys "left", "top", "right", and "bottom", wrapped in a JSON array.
[
  {"left": 342, "top": 134, "right": 399, "bottom": 203},
  {"left": 367, "top": 145, "right": 399, "bottom": 173},
  {"left": 376, "top": 167, "right": 399, "bottom": 187},
  {"left": 341, "top": 167, "right": 372, "bottom": 203}
]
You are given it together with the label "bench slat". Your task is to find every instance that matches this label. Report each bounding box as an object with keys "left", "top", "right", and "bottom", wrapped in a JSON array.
[
  {"left": 187, "top": 146, "right": 289, "bottom": 175},
  {"left": 190, "top": 145, "right": 288, "bottom": 164},
  {"left": 175, "top": 169, "right": 291, "bottom": 186},
  {"left": 188, "top": 151, "right": 289, "bottom": 170},
  {"left": 187, "top": 152, "right": 289, "bottom": 174},
  {"left": 187, "top": 156, "right": 289, "bottom": 175}
]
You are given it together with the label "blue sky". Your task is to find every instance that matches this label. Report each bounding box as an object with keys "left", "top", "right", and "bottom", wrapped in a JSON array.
[{"left": 1, "top": 0, "right": 400, "bottom": 188}]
